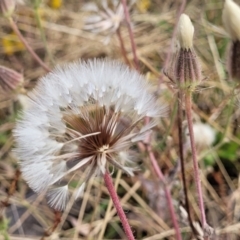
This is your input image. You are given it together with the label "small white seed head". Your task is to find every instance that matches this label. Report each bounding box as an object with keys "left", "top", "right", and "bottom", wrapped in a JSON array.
[
  {"left": 177, "top": 14, "right": 194, "bottom": 49},
  {"left": 223, "top": 0, "right": 240, "bottom": 41},
  {"left": 185, "top": 123, "right": 216, "bottom": 149}
]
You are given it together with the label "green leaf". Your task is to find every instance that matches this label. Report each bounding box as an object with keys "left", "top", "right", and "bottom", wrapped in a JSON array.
[
  {"left": 204, "top": 154, "right": 215, "bottom": 166},
  {"left": 217, "top": 140, "right": 239, "bottom": 161}
]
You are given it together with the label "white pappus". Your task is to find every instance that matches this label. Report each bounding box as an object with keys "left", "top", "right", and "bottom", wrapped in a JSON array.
[{"left": 14, "top": 59, "right": 167, "bottom": 210}]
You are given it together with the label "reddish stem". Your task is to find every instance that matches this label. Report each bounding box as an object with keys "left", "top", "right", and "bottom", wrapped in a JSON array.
[
  {"left": 8, "top": 17, "right": 51, "bottom": 73},
  {"left": 147, "top": 145, "right": 182, "bottom": 240},
  {"left": 185, "top": 94, "right": 207, "bottom": 228},
  {"left": 103, "top": 171, "right": 135, "bottom": 240},
  {"left": 177, "top": 92, "right": 197, "bottom": 236},
  {"left": 121, "top": 0, "right": 139, "bottom": 70},
  {"left": 116, "top": 28, "right": 131, "bottom": 66}
]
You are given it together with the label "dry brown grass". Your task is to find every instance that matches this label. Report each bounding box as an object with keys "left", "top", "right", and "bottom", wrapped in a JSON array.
[{"left": 1, "top": 0, "right": 240, "bottom": 239}]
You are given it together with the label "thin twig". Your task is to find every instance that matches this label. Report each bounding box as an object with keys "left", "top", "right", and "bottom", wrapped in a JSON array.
[{"left": 8, "top": 17, "right": 51, "bottom": 73}]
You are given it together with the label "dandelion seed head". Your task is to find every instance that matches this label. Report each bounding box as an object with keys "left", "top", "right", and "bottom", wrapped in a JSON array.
[
  {"left": 14, "top": 59, "right": 167, "bottom": 210},
  {"left": 82, "top": 0, "right": 133, "bottom": 44}
]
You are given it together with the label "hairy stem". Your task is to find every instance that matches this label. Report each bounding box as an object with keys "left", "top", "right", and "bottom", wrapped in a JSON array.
[
  {"left": 103, "top": 171, "right": 135, "bottom": 240},
  {"left": 116, "top": 28, "right": 130, "bottom": 66},
  {"left": 98, "top": 170, "right": 122, "bottom": 240},
  {"left": 121, "top": 0, "right": 139, "bottom": 70},
  {"left": 147, "top": 145, "right": 182, "bottom": 240},
  {"left": 8, "top": 17, "right": 51, "bottom": 72},
  {"left": 185, "top": 93, "right": 207, "bottom": 228},
  {"left": 177, "top": 92, "right": 197, "bottom": 236}
]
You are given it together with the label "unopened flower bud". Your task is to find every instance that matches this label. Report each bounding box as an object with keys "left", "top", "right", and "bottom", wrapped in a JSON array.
[
  {"left": 174, "top": 14, "right": 202, "bottom": 91},
  {"left": 222, "top": 0, "right": 240, "bottom": 41},
  {"left": 0, "top": 0, "right": 15, "bottom": 17},
  {"left": 0, "top": 65, "right": 23, "bottom": 91},
  {"left": 177, "top": 14, "right": 194, "bottom": 50},
  {"left": 223, "top": 0, "right": 240, "bottom": 81}
]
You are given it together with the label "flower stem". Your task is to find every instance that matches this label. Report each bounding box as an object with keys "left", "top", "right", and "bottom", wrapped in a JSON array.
[
  {"left": 103, "top": 171, "right": 135, "bottom": 240},
  {"left": 185, "top": 93, "right": 207, "bottom": 228},
  {"left": 8, "top": 17, "right": 51, "bottom": 73},
  {"left": 98, "top": 170, "right": 122, "bottom": 240},
  {"left": 121, "top": 0, "right": 139, "bottom": 70},
  {"left": 147, "top": 145, "right": 182, "bottom": 240},
  {"left": 177, "top": 92, "right": 197, "bottom": 236},
  {"left": 116, "top": 28, "right": 131, "bottom": 66}
]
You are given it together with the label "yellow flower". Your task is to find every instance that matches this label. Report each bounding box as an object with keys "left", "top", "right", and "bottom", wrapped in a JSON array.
[
  {"left": 48, "top": 0, "right": 62, "bottom": 9},
  {"left": 2, "top": 32, "right": 25, "bottom": 55},
  {"left": 137, "top": 0, "right": 151, "bottom": 13}
]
